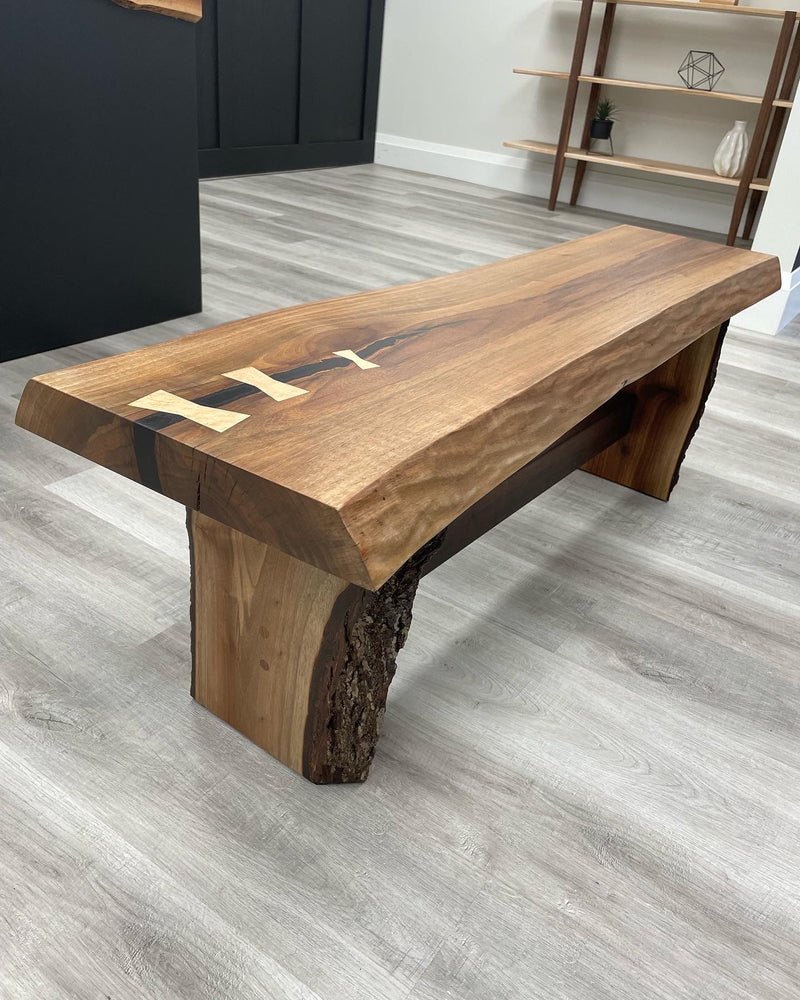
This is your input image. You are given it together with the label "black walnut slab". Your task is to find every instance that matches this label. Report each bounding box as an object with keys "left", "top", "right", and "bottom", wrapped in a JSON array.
[{"left": 16, "top": 226, "right": 780, "bottom": 782}]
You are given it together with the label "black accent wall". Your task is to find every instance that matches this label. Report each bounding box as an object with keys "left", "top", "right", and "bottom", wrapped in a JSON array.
[
  {"left": 0, "top": 0, "right": 202, "bottom": 362},
  {"left": 196, "top": 0, "right": 385, "bottom": 178}
]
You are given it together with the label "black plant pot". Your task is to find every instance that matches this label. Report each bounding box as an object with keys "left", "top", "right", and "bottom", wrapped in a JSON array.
[{"left": 590, "top": 118, "right": 614, "bottom": 140}]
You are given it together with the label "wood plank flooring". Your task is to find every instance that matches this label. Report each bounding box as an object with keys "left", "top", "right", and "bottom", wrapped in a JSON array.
[{"left": 1, "top": 164, "right": 799, "bottom": 999}]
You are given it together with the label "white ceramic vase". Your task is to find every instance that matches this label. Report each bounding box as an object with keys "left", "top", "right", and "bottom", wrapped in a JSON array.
[{"left": 713, "top": 120, "right": 750, "bottom": 178}]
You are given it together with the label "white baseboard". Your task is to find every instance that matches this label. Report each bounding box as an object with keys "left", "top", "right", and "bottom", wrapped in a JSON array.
[
  {"left": 375, "top": 132, "right": 734, "bottom": 236},
  {"left": 375, "top": 132, "right": 550, "bottom": 196},
  {"left": 733, "top": 267, "right": 800, "bottom": 336}
]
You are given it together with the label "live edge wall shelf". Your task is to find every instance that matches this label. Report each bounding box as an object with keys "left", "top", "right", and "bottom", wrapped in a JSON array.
[
  {"left": 505, "top": 0, "right": 800, "bottom": 245},
  {"left": 111, "top": 0, "right": 201, "bottom": 21}
]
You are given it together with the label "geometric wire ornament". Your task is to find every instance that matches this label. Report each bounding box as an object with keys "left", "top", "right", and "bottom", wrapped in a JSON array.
[{"left": 678, "top": 50, "right": 725, "bottom": 91}]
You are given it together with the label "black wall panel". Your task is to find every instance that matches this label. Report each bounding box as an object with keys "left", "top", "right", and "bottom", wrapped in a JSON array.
[
  {"left": 196, "top": 0, "right": 221, "bottom": 150},
  {"left": 197, "top": 0, "right": 385, "bottom": 177},
  {"left": 300, "top": 0, "right": 370, "bottom": 144},
  {"left": 0, "top": 0, "right": 202, "bottom": 362},
  {"left": 219, "top": 0, "right": 302, "bottom": 149}
]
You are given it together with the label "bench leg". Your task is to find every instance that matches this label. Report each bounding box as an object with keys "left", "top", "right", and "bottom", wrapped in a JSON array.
[
  {"left": 187, "top": 510, "right": 438, "bottom": 783},
  {"left": 581, "top": 323, "right": 727, "bottom": 500}
]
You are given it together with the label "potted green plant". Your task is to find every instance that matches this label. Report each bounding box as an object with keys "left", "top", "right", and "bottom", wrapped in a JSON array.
[{"left": 590, "top": 96, "right": 619, "bottom": 141}]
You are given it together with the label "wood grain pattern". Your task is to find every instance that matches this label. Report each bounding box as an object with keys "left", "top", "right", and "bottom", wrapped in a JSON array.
[
  {"left": 111, "top": 0, "right": 202, "bottom": 22},
  {"left": 15, "top": 225, "right": 780, "bottom": 590},
  {"left": 189, "top": 393, "right": 633, "bottom": 781},
  {"left": 189, "top": 509, "right": 350, "bottom": 778},
  {"left": 582, "top": 324, "right": 727, "bottom": 499},
  {"left": 189, "top": 510, "right": 437, "bottom": 783},
  {"left": 423, "top": 391, "right": 635, "bottom": 575}
]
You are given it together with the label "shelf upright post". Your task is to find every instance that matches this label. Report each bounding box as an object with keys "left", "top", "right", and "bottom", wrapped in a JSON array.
[
  {"left": 727, "top": 10, "right": 796, "bottom": 246},
  {"left": 548, "top": 0, "right": 595, "bottom": 211},
  {"left": 742, "top": 22, "right": 800, "bottom": 241},
  {"left": 570, "top": 2, "right": 617, "bottom": 206}
]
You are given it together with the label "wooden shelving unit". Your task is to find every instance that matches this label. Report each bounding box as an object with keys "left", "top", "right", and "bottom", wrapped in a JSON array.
[{"left": 508, "top": 0, "right": 800, "bottom": 244}]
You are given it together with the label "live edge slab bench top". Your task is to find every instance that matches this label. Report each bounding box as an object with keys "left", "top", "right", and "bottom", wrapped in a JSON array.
[
  {"left": 15, "top": 226, "right": 780, "bottom": 783},
  {"left": 16, "top": 226, "right": 779, "bottom": 590}
]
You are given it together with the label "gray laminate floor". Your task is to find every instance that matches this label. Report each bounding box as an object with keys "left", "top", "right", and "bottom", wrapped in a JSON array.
[{"left": 1, "top": 164, "right": 799, "bottom": 1000}]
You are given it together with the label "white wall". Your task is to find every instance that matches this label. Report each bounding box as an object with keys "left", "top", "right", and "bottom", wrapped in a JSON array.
[{"left": 376, "top": 0, "right": 795, "bottom": 234}]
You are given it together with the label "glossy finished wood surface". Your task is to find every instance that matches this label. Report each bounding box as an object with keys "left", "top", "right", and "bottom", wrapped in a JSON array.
[
  {"left": 111, "top": 0, "right": 202, "bottom": 21},
  {"left": 16, "top": 226, "right": 779, "bottom": 589},
  {"left": 1, "top": 163, "right": 799, "bottom": 998}
]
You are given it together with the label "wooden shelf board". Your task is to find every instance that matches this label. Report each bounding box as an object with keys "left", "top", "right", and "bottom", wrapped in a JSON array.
[
  {"left": 111, "top": 0, "right": 202, "bottom": 22},
  {"left": 504, "top": 139, "right": 771, "bottom": 191},
  {"left": 513, "top": 68, "right": 793, "bottom": 108},
  {"left": 586, "top": 0, "right": 800, "bottom": 19},
  {"left": 515, "top": 69, "right": 571, "bottom": 79}
]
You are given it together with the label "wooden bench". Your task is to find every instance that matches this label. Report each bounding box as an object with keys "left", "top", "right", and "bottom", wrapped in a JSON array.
[{"left": 16, "top": 226, "right": 780, "bottom": 783}]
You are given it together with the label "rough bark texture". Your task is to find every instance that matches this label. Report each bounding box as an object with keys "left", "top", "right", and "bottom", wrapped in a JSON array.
[{"left": 303, "top": 535, "right": 443, "bottom": 783}]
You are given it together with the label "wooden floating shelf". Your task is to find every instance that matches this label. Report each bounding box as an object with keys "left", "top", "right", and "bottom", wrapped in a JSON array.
[
  {"left": 111, "top": 0, "right": 202, "bottom": 22},
  {"left": 584, "top": 0, "right": 800, "bottom": 19},
  {"left": 504, "top": 139, "right": 771, "bottom": 190},
  {"left": 513, "top": 68, "right": 794, "bottom": 108}
]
